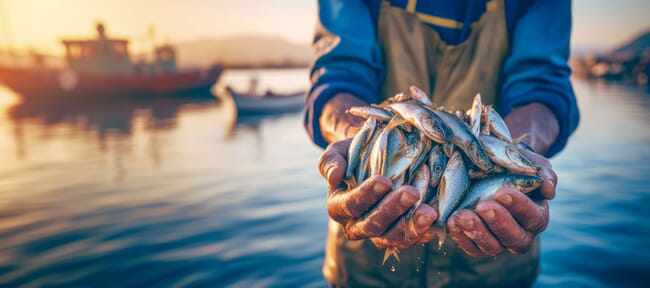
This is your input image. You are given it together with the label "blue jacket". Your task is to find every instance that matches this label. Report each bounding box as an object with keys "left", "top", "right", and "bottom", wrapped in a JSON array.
[{"left": 304, "top": 0, "right": 580, "bottom": 157}]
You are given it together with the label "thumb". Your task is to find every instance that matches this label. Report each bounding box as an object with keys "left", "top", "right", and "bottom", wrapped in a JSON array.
[{"left": 318, "top": 139, "right": 351, "bottom": 187}]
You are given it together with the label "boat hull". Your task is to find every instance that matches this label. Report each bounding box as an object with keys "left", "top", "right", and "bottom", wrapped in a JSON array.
[
  {"left": 0, "top": 66, "right": 223, "bottom": 100},
  {"left": 225, "top": 87, "right": 305, "bottom": 115}
]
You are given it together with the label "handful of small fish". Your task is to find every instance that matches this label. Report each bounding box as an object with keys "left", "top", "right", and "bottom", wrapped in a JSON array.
[{"left": 343, "top": 86, "right": 544, "bottom": 264}]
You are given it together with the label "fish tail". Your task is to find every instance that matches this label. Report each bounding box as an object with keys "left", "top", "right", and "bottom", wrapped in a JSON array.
[
  {"left": 512, "top": 133, "right": 528, "bottom": 144},
  {"left": 404, "top": 211, "right": 417, "bottom": 243},
  {"left": 432, "top": 226, "right": 447, "bottom": 250},
  {"left": 383, "top": 247, "right": 401, "bottom": 265}
]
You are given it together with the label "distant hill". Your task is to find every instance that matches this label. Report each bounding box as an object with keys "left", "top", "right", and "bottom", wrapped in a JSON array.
[
  {"left": 174, "top": 35, "right": 312, "bottom": 69},
  {"left": 571, "top": 44, "right": 608, "bottom": 57},
  {"left": 612, "top": 29, "right": 650, "bottom": 55}
]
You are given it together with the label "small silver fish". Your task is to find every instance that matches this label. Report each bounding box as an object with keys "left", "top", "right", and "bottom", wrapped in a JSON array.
[
  {"left": 406, "top": 132, "right": 432, "bottom": 183},
  {"left": 388, "top": 102, "right": 448, "bottom": 144},
  {"left": 433, "top": 151, "right": 469, "bottom": 247},
  {"left": 345, "top": 117, "right": 377, "bottom": 188},
  {"left": 468, "top": 93, "right": 482, "bottom": 136},
  {"left": 355, "top": 123, "right": 383, "bottom": 183},
  {"left": 405, "top": 163, "right": 431, "bottom": 228},
  {"left": 427, "top": 144, "right": 447, "bottom": 187},
  {"left": 368, "top": 117, "right": 406, "bottom": 178},
  {"left": 347, "top": 106, "right": 394, "bottom": 122},
  {"left": 456, "top": 174, "right": 543, "bottom": 211},
  {"left": 409, "top": 85, "right": 434, "bottom": 107},
  {"left": 385, "top": 127, "right": 423, "bottom": 181},
  {"left": 484, "top": 105, "right": 513, "bottom": 143},
  {"left": 429, "top": 109, "right": 495, "bottom": 172},
  {"left": 480, "top": 134, "right": 538, "bottom": 175}
]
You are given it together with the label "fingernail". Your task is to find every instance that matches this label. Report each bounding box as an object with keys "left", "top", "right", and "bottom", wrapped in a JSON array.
[
  {"left": 400, "top": 189, "right": 418, "bottom": 205},
  {"left": 465, "top": 230, "right": 478, "bottom": 239},
  {"left": 416, "top": 213, "right": 434, "bottom": 228},
  {"left": 373, "top": 181, "right": 390, "bottom": 194},
  {"left": 456, "top": 217, "right": 473, "bottom": 229},
  {"left": 498, "top": 194, "right": 512, "bottom": 206},
  {"left": 480, "top": 209, "right": 495, "bottom": 221},
  {"left": 326, "top": 165, "right": 335, "bottom": 181}
]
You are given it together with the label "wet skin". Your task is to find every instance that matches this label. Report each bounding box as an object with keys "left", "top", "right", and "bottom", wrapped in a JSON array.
[{"left": 318, "top": 93, "right": 559, "bottom": 256}]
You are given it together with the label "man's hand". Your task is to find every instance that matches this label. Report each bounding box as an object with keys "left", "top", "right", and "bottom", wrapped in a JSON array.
[
  {"left": 447, "top": 102, "right": 560, "bottom": 257},
  {"left": 319, "top": 139, "right": 440, "bottom": 249},
  {"left": 447, "top": 147, "right": 557, "bottom": 257}
]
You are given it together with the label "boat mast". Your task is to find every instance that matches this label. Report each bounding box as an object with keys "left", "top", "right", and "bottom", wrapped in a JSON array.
[{"left": 0, "top": 0, "right": 13, "bottom": 51}]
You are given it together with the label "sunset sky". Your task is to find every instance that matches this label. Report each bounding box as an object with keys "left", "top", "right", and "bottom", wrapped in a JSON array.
[{"left": 0, "top": 0, "right": 649, "bottom": 55}]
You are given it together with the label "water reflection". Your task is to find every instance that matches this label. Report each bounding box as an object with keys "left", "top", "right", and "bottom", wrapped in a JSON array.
[
  {"left": 0, "top": 70, "right": 648, "bottom": 286},
  {"left": 1, "top": 91, "right": 223, "bottom": 181},
  {"left": 8, "top": 94, "right": 216, "bottom": 136}
]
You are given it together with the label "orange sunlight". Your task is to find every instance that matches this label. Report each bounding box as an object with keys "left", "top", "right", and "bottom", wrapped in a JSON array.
[{"left": 1, "top": 0, "right": 317, "bottom": 55}]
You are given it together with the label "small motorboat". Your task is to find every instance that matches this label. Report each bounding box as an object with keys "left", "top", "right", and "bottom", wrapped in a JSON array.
[{"left": 224, "top": 86, "right": 305, "bottom": 115}]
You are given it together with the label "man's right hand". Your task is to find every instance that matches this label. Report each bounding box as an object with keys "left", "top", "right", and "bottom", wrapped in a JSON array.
[{"left": 318, "top": 139, "right": 439, "bottom": 250}]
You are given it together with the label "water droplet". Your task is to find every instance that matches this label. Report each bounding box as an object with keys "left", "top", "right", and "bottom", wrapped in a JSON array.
[
  {"left": 416, "top": 266, "right": 421, "bottom": 272},
  {"left": 390, "top": 266, "right": 396, "bottom": 272}
]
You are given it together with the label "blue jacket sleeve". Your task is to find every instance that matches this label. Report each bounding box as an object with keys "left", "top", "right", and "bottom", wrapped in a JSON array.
[
  {"left": 304, "top": 0, "right": 384, "bottom": 149},
  {"left": 499, "top": 0, "right": 580, "bottom": 157}
]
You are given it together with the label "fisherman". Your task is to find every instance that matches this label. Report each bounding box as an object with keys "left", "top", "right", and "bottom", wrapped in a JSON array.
[{"left": 304, "top": 0, "right": 580, "bottom": 287}]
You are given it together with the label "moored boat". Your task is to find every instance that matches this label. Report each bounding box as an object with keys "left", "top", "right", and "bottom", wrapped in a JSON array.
[
  {"left": 0, "top": 23, "right": 223, "bottom": 100},
  {"left": 224, "top": 86, "right": 305, "bottom": 115}
]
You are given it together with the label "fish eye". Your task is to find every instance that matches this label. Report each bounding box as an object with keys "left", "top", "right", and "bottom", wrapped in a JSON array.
[
  {"left": 525, "top": 179, "right": 532, "bottom": 186},
  {"left": 435, "top": 166, "right": 442, "bottom": 172}
]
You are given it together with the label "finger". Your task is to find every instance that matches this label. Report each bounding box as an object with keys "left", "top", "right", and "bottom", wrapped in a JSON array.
[
  {"left": 378, "top": 217, "right": 415, "bottom": 249},
  {"left": 318, "top": 139, "right": 351, "bottom": 187},
  {"left": 404, "top": 204, "right": 438, "bottom": 243},
  {"left": 327, "top": 176, "right": 392, "bottom": 224},
  {"left": 344, "top": 185, "right": 419, "bottom": 240},
  {"left": 447, "top": 215, "right": 483, "bottom": 257},
  {"left": 475, "top": 200, "right": 534, "bottom": 254},
  {"left": 453, "top": 210, "right": 504, "bottom": 256},
  {"left": 494, "top": 188, "right": 549, "bottom": 233},
  {"left": 373, "top": 203, "right": 436, "bottom": 249},
  {"left": 520, "top": 149, "right": 557, "bottom": 200},
  {"left": 537, "top": 166, "right": 557, "bottom": 200}
]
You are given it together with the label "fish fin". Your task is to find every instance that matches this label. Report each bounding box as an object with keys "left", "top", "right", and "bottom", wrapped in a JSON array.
[
  {"left": 401, "top": 123, "right": 413, "bottom": 133},
  {"left": 404, "top": 212, "right": 417, "bottom": 243},
  {"left": 386, "top": 117, "right": 408, "bottom": 130},
  {"left": 435, "top": 229, "right": 447, "bottom": 250},
  {"left": 383, "top": 247, "right": 401, "bottom": 265},
  {"left": 438, "top": 176, "right": 446, "bottom": 201},
  {"left": 343, "top": 177, "right": 357, "bottom": 190},
  {"left": 443, "top": 141, "right": 454, "bottom": 158},
  {"left": 513, "top": 133, "right": 528, "bottom": 144},
  {"left": 468, "top": 169, "right": 486, "bottom": 179}
]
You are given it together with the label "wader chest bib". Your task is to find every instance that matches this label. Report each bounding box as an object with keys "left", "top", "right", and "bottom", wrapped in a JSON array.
[{"left": 324, "top": 1, "right": 540, "bottom": 287}]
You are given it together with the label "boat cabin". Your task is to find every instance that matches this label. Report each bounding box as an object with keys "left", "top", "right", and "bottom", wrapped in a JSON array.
[
  {"left": 61, "top": 23, "right": 178, "bottom": 75},
  {"left": 62, "top": 23, "right": 132, "bottom": 75}
]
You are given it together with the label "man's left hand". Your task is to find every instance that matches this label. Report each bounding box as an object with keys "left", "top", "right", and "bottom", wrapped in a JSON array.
[{"left": 447, "top": 148, "right": 557, "bottom": 257}]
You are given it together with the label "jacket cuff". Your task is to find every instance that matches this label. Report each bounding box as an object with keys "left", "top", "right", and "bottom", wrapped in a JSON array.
[{"left": 304, "top": 79, "right": 377, "bottom": 149}]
